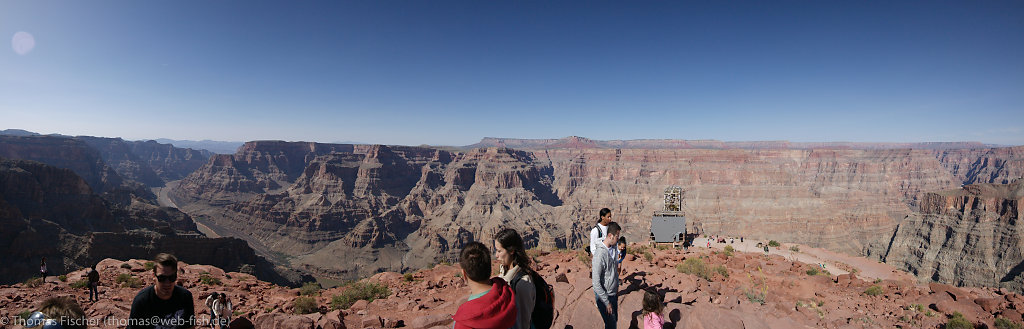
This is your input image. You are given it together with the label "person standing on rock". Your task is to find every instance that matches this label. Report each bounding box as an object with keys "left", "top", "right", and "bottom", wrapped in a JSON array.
[
  {"left": 453, "top": 241, "right": 517, "bottom": 329},
  {"left": 216, "top": 293, "right": 232, "bottom": 329},
  {"left": 589, "top": 208, "right": 613, "bottom": 257},
  {"left": 128, "top": 253, "right": 196, "bottom": 329},
  {"left": 205, "top": 293, "right": 218, "bottom": 328},
  {"left": 88, "top": 264, "right": 100, "bottom": 302},
  {"left": 495, "top": 229, "right": 536, "bottom": 329},
  {"left": 39, "top": 257, "right": 48, "bottom": 283},
  {"left": 592, "top": 222, "right": 621, "bottom": 329}
]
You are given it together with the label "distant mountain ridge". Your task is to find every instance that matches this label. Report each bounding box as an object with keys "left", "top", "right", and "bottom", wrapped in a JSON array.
[
  {"left": 468, "top": 136, "right": 1006, "bottom": 150},
  {"left": 151, "top": 138, "right": 244, "bottom": 154}
]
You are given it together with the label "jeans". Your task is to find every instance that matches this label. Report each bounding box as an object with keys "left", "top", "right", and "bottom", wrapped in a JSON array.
[
  {"left": 89, "top": 282, "right": 98, "bottom": 301},
  {"left": 595, "top": 293, "right": 618, "bottom": 329}
]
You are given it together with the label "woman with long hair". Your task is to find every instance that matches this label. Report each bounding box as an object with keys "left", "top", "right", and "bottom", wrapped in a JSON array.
[{"left": 494, "top": 228, "right": 536, "bottom": 329}]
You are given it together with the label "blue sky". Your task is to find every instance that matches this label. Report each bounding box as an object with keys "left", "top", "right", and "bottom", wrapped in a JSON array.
[{"left": 1, "top": 1, "right": 1022, "bottom": 146}]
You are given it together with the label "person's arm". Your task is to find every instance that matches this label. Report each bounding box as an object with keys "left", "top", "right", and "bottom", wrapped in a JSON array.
[
  {"left": 592, "top": 251, "right": 610, "bottom": 306},
  {"left": 516, "top": 278, "right": 536, "bottom": 327},
  {"left": 184, "top": 291, "right": 196, "bottom": 329},
  {"left": 589, "top": 228, "right": 598, "bottom": 254},
  {"left": 128, "top": 292, "right": 147, "bottom": 329}
]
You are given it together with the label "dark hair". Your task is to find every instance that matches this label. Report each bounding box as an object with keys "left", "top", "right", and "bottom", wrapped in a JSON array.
[
  {"left": 599, "top": 208, "right": 611, "bottom": 222},
  {"left": 606, "top": 222, "right": 621, "bottom": 236},
  {"left": 495, "top": 229, "right": 531, "bottom": 271},
  {"left": 617, "top": 236, "right": 627, "bottom": 245},
  {"left": 642, "top": 288, "right": 664, "bottom": 318},
  {"left": 38, "top": 297, "right": 86, "bottom": 329},
  {"left": 153, "top": 253, "right": 178, "bottom": 273},
  {"left": 459, "top": 242, "right": 491, "bottom": 283}
]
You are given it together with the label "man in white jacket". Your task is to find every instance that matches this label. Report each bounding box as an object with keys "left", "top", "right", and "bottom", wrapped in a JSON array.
[{"left": 589, "top": 208, "right": 613, "bottom": 258}]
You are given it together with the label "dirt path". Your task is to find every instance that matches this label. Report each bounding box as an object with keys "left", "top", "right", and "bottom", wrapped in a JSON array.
[{"left": 693, "top": 236, "right": 913, "bottom": 282}]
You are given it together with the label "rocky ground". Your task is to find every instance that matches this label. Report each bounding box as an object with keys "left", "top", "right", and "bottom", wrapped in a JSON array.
[{"left": 2, "top": 245, "right": 1024, "bottom": 329}]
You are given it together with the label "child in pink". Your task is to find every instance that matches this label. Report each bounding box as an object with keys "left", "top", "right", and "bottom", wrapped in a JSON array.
[{"left": 642, "top": 288, "right": 665, "bottom": 329}]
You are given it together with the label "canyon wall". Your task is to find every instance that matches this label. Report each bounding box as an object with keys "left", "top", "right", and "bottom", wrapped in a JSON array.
[
  {"left": 884, "top": 181, "right": 1024, "bottom": 291},
  {"left": 170, "top": 138, "right": 1023, "bottom": 283}
]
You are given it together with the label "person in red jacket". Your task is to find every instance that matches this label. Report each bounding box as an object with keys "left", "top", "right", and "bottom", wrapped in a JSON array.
[{"left": 453, "top": 241, "right": 517, "bottom": 329}]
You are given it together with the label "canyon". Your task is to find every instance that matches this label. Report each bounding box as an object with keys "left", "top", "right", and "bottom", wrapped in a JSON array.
[{"left": 163, "top": 136, "right": 1023, "bottom": 292}]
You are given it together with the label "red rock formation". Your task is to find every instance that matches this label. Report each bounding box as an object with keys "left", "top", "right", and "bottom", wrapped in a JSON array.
[{"left": 4, "top": 247, "right": 1024, "bottom": 329}]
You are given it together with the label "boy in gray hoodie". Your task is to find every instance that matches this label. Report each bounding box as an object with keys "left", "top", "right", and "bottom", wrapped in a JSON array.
[{"left": 592, "top": 222, "right": 621, "bottom": 329}]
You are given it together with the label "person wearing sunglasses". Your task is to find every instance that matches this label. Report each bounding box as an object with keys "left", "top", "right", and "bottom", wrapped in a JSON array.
[
  {"left": 128, "top": 253, "right": 196, "bottom": 329},
  {"left": 25, "top": 297, "right": 86, "bottom": 329}
]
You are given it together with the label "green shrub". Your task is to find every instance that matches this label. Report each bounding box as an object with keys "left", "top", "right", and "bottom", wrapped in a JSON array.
[
  {"left": 807, "top": 268, "right": 820, "bottom": 276},
  {"left": 293, "top": 296, "right": 318, "bottom": 314},
  {"left": 199, "top": 274, "right": 221, "bottom": 286},
  {"left": 655, "top": 244, "right": 670, "bottom": 251},
  {"left": 676, "top": 258, "right": 712, "bottom": 281},
  {"left": 58, "top": 275, "right": 67, "bottom": 282},
  {"left": 120, "top": 263, "right": 132, "bottom": 269},
  {"left": 144, "top": 262, "right": 155, "bottom": 270},
  {"left": 864, "top": 285, "right": 883, "bottom": 296},
  {"left": 70, "top": 279, "right": 89, "bottom": 289},
  {"left": 23, "top": 277, "right": 42, "bottom": 287},
  {"left": 789, "top": 246, "right": 800, "bottom": 252},
  {"left": 768, "top": 240, "right": 780, "bottom": 247},
  {"left": 945, "top": 312, "right": 974, "bottom": 329},
  {"left": 403, "top": 273, "right": 414, "bottom": 282},
  {"left": 745, "top": 291, "right": 765, "bottom": 304},
  {"left": 116, "top": 273, "right": 143, "bottom": 288},
  {"left": 723, "top": 245, "right": 735, "bottom": 257},
  {"left": 299, "top": 282, "right": 321, "bottom": 296},
  {"left": 18, "top": 310, "right": 33, "bottom": 320},
  {"left": 996, "top": 317, "right": 1023, "bottom": 329},
  {"left": 643, "top": 251, "right": 654, "bottom": 262},
  {"left": 713, "top": 265, "right": 729, "bottom": 278},
  {"left": 874, "top": 278, "right": 882, "bottom": 284},
  {"left": 329, "top": 281, "right": 391, "bottom": 310}
]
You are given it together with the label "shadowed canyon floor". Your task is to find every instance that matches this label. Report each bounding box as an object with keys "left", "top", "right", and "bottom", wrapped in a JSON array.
[{"left": 4, "top": 246, "right": 1024, "bottom": 329}]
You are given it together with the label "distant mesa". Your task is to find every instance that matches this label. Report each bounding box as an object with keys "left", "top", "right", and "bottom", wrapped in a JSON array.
[{"left": 467, "top": 136, "right": 1002, "bottom": 150}]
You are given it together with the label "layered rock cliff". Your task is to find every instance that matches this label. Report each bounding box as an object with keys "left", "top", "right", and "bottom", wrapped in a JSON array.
[
  {"left": 884, "top": 180, "right": 1024, "bottom": 291},
  {"left": 169, "top": 139, "right": 1024, "bottom": 283},
  {"left": 0, "top": 155, "right": 309, "bottom": 286}
]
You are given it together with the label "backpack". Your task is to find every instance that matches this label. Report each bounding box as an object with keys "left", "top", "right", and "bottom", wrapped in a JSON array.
[
  {"left": 511, "top": 269, "right": 555, "bottom": 329},
  {"left": 584, "top": 225, "right": 604, "bottom": 255}
]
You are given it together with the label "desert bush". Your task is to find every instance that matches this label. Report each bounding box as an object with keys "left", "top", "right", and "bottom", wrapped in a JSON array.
[
  {"left": 768, "top": 240, "right": 780, "bottom": 247},
  {"left": 299, "top": 282, "right": 321, "bottom": 296},
  {"left": 714, "top": 265, "right": 729, "bottom": 278},
  {"left": 144, "top": 262, "right": 155, "bottom": 270},
  {"left": 70, "top": 279, "right": 89, "bottom": 289},
  {"left": 864, "top": 285, "right": 884, "bottom": 297},
  {"left": 330, "top": 282, "right": 391, "bottom": 310},
  {"left": 293, "top": 296, "right": 318, "bottom": 314},
  {"left": 58, "top": 275, "right": 67, "bottom": 282},
  {"left": 24, "top": 277, "right": 42, "bottom": 287},
  {"left": 200, "top": 274, "right": 221, "bottom": 286},
  {"left": 945, "top": 312, "right": 973, "bottom": 329},
  {"left": 676, "top": 258, "right": 712, "bottom": 281},
  {"left": 807, "top": 268, "right": 820, "bottom": 276},
  {"left": 745, "top": 291, "right": 765, "bottom": 304},
  {"left": 789, "top": 246, "right": 800, "bottom": 252},
  {"left": 643, "top": 251, "right": 654, "bottom": 262},
  {"left": 996, "top": 317, "right": 1023, "bottom": 329},
  {"left": 116, "top": 273, "right": 143, "bottom": 288},
  {"left": 403, "top": 273, "right": 414, "bottom": 282},
  {"left": 120, "top": 263, "right": 132, "bottom": 269},
  {"left": 723, "top": 245, "right": 735, "bottom": 257}
]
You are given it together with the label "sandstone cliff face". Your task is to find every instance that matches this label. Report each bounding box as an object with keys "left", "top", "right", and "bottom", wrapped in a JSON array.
[
  {"left": 173, "top": 141, "right": 1006, "bottom": 282},
  {"left": 0, "top": 136, "right": 142, "bottom": 203},
  {"left": 934, "top": 146, "right": 1024, "bottom": 185},
  {"left": 128, "top": 140, "right": 213, "bottom": 181},
  {"left": 0, "top": 157, "right": 309, "bottom": 286},
  {"left": 884, "top": 181, "right": 1024, "bottom": 291},
  {"left": 77, "top": 136, "right": 166, "bottom": 187}
]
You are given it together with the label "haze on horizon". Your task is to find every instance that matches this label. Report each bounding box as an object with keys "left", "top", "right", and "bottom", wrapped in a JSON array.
[{"left": 1, "top": 1, "right": 1022, "bottom": 146}]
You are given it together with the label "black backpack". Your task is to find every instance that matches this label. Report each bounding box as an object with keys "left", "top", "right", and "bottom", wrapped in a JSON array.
[
  {"left": 511, "top": 269, "right": 555, "bottom": 329},
  {"left": 584, "top": 225, "right": 604, "bottom": 255}
]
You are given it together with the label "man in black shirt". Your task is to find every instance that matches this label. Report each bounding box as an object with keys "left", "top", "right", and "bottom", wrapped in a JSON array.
[{"left": 128, "top": 253, "right": 195, "bottom": 329}]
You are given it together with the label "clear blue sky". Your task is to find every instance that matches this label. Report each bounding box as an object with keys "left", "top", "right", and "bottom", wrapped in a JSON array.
[{"left": 2, "top": 1, "right": 1022, "bottom": 146}]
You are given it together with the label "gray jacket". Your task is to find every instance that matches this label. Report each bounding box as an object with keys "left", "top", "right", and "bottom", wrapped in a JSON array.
[
  {"left": 591, "top": 242, "right": 619, "bottom": 306},
  {"left": 501, "top": 265, "right": 535, "bottom": 329}
]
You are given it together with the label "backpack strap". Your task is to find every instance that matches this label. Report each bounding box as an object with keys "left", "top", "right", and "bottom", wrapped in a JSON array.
[{"left": 509, "top": 268, "right": 529, "bottom": 291}]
